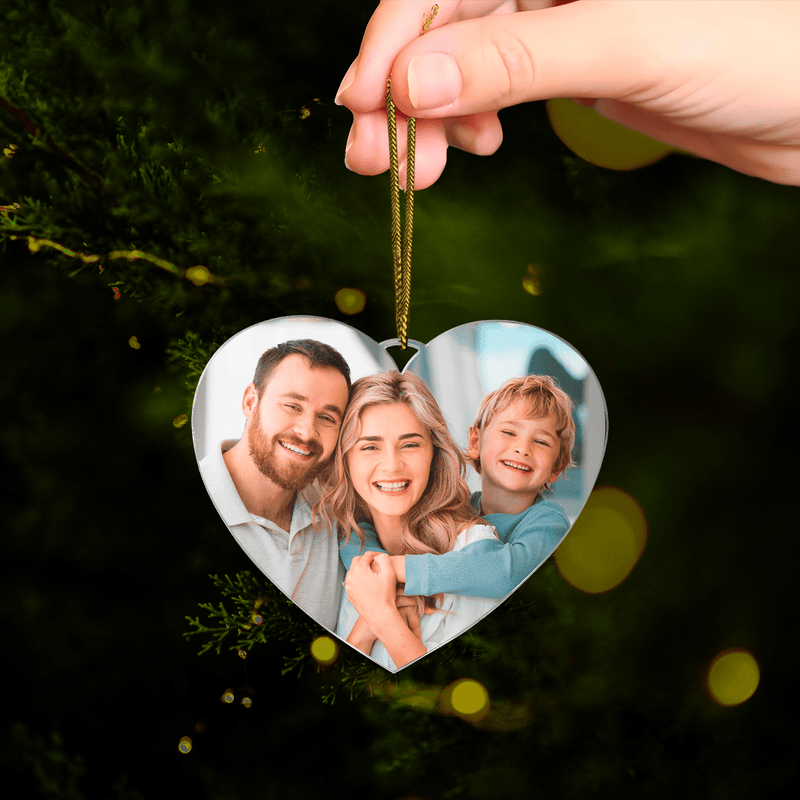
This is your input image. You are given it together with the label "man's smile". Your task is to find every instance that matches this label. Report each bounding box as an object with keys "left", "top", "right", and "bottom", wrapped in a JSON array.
[{"left": 278, "top": 439, "right": 316, "bottom": 458}]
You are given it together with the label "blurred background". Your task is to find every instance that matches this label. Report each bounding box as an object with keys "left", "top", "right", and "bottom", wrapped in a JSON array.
[{"left": 1, "top": 1, "right": 797, "bottom": 797}]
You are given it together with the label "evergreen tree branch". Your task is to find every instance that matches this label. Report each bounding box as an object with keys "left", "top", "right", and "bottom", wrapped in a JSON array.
[{"left": 0, "top": 93, "right": 115, "bottom": 202}]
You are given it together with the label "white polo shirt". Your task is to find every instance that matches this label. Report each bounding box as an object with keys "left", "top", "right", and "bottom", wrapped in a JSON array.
[{"left": 198, "top": 440, "right": 343, "bottom": 631}]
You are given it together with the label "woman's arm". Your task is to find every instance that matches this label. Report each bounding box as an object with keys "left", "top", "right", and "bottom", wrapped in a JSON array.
[
  {"left": 346, "top": 614, "right": 378, "bottom": 656},
  {"left": 345, "top": 589, "right": 422, "bottom": 655},
  {"left": 345, "top": 552, "right": 427, "bottom": 669}
]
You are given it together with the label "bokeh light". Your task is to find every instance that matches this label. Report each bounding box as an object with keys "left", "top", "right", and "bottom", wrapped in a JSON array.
[
  {"left": 237, "top": 649, "right": 247, "bottom": 659},
  {"left": 220, "top": 689, "right": 235, "bottom": 704},
  {"left": 185, "top": 265, "right": 211, "bottom": 286},
  {"left": 522, "top": 264, "right": 542, "bottom": 296},
  {"left": 178, "top": 736, "right": 192, "bottom": 753},
  {"left": 172, "top": 414, "right": 188, "bottom": 428},
  {"left": 554, "top": 487, "right": 647, "bottom": 593},
  {"left": 251, "top": 612, "right": 263, "bottom": 625},
  {"left": 128, "top": 336, "right": 141, "bottom": 350},
  {"left": 707, "top": 649, "right": 760, "bottom": 707},
  {"left": 310, "top": 635, "right": 339, "bottom": 666},
  {"left": 546, "top": 98, "right": 673, "bottom": 170},
  {"left": 440, "top": 679, "right": 491, "bottom": 722},
  {"left": 241, "top": 696, "right": 253, "bottom": 708},
  {"left": 334, "top": 287, "right": 366, "bottom": 315}
]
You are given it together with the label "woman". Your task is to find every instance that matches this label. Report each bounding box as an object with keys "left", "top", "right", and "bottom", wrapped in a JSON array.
[{"left": 316, "top": 371, "right": 501, "bottom": 670}]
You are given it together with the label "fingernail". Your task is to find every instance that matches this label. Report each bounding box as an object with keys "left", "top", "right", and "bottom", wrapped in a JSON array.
[
  {"left": 344, "top": 127, "right": 354, "bottom": 169},
  {"left": 335, "top": 59, "right": 358, "bottom": 106},
  {"left": 407, "top": 53, "right": 462, "bottom": 110}
]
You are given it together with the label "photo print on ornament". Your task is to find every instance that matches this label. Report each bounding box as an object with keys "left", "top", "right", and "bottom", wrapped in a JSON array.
[{"left": 192, "top": 317, "right": 607, "bottom": 672}]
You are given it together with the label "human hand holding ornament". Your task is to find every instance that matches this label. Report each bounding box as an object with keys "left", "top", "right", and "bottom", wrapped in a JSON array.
[{"left": 337, "top": 0, "right": 800, "bottom": 187}]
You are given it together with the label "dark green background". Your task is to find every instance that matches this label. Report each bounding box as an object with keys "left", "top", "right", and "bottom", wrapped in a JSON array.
[{"left": 2, "top": 1, "right": 797, "bottom": 797}]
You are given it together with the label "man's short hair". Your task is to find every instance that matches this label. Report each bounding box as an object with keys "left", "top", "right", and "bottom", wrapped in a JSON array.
[{"left": 252, "top": 339, "right": 352, "bottom": 396}]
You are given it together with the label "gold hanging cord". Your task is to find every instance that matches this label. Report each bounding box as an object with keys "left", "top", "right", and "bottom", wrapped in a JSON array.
[{"left": 387, "top": 4, "right": 439, "bottom": 349}]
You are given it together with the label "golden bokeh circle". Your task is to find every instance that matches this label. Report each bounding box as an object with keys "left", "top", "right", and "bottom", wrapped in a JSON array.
[
  {"left": 334, "top": 288, "right": 367, "bottom": 315},
  {"left": 310, "top": 635, "right": 339, "bottom": 666},
  {"left": 554, "top": 487, "right": 647, "bottom": 593},
  {"left": 440, "top": 679, "right": 490, "bottom": 722},
  {"left": 707, "top": 649, "right": 760, "bottom": 707},
  {"left": 547, "top": 98, "right": 673, "bottom": 170}
]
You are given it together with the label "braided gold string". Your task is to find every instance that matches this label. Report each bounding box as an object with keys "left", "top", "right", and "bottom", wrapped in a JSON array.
[
  {"left": 387, "top": 78, "right": 403, "bottom": 340},
  {"left": 387, "top": 4, "right": 438, "bottom": 349}
]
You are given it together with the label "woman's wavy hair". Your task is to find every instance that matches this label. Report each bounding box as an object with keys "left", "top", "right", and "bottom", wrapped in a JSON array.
[{"left": 315, "top": 371, "right": 485, "bottom": 612}]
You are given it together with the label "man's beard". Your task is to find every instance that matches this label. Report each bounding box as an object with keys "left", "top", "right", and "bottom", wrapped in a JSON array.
[{"left": 248, "top": 414, "right": 326, "bottom": 492}]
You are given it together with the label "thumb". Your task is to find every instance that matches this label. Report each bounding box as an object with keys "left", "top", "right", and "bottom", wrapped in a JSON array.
[{"left": 388, "top": 1, "right": 655, "bottom": 118}]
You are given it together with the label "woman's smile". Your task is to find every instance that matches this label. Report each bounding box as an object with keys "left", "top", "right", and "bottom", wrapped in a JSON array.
[{"left": 373, "top": 480, "right": 412, "bottom": 493}]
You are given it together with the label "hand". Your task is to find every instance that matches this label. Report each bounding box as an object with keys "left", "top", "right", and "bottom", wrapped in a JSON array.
[
  {"left": 395, "top": 586, "right": 421, "bottom": 640},
  {"left": 337, "top": 0, "right": 800, "bottom": 187},
  {"left": 344, "top": 554, "right": 427, "bottom": 668},
  {"left": 344, "top": 551, "right": 398, "bottom": 624}
]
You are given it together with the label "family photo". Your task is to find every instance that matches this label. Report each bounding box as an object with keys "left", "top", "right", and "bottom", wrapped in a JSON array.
[{"left": 192, "top": 318, "right": 606, "bottom": 671}]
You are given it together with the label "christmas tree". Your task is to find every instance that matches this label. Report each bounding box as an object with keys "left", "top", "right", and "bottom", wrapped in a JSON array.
[{"left": 2, "top": 1, "right": 797, "bottom": 797}]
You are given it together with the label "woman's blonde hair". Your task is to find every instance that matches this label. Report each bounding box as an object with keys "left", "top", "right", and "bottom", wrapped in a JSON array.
[{"left": 315, "top": 371, "right": 484, "bottom": 611}]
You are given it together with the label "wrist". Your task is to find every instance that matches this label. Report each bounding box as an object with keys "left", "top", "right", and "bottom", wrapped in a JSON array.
[
  {"left": 364, "top": 605, "right": 405, "bottom": 639},
  {"left": 347, "top": 616, "right": 378, "bottom": 654}
]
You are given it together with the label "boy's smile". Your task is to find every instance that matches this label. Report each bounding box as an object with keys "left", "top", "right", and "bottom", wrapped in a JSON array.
[{"left": 469, "top": 400, "right": 561, "bottom": 512}]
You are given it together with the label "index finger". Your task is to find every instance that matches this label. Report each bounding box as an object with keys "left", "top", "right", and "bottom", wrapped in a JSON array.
[{"left": 337, "top": 1, "right": 461, "bottom": 113}]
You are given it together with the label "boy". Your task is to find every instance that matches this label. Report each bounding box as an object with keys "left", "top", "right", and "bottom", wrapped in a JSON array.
[{"left": 339, "top": 375, "right": 575, "bottom": 601}]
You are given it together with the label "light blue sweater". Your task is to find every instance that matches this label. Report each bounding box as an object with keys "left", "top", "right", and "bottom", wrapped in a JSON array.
[{"left": 339, "top": 492, "right": 570, "bottom": 599}]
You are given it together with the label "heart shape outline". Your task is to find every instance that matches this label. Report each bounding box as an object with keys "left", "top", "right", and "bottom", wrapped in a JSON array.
[{"left": 192, "top": 316, "right": 607, "bottom": 672}]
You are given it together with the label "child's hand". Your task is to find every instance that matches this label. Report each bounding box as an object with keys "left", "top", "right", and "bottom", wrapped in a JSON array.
[
  {"left": 337, "top": 0, "right": 800, "bottom": 187},
  {"left": 395, "top": 586, "right": 435, "bottom": 639},
  {"left": 395, "top": 595, "right": 421, "bottom": 640}
]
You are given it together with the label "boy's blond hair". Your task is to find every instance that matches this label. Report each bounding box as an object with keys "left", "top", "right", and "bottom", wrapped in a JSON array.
[{"left": 470, "top": 374, "right": 576, "bottom": 491}]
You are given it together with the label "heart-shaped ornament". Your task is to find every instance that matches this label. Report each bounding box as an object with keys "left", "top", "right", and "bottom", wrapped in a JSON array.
[{"left": 192, "top": 317, "right": 607, "bottom": 672}]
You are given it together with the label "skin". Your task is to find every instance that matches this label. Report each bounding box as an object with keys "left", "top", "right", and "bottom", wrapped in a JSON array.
[
  {"left": 337, "top": 0, "right": 800, "bottom": 188},
  {"left": 343, "top": 402, "right": 436, "bottom": 667},
  {"left": 467, "top": 403, "right": 561, "bottom": 516},
  {"left": 345, "top": 552, "right": 428, "bottom": 666},
  {"left": 223, "top": 354, "right": 349, "bottom": 531},
  {"left": 347, "top": 403, "right": 435, "bottom": 550}
]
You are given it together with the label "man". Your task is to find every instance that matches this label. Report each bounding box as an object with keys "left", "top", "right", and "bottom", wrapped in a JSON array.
[{"left": 199, "top": 339, "right": 351, "bottom": 630}]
